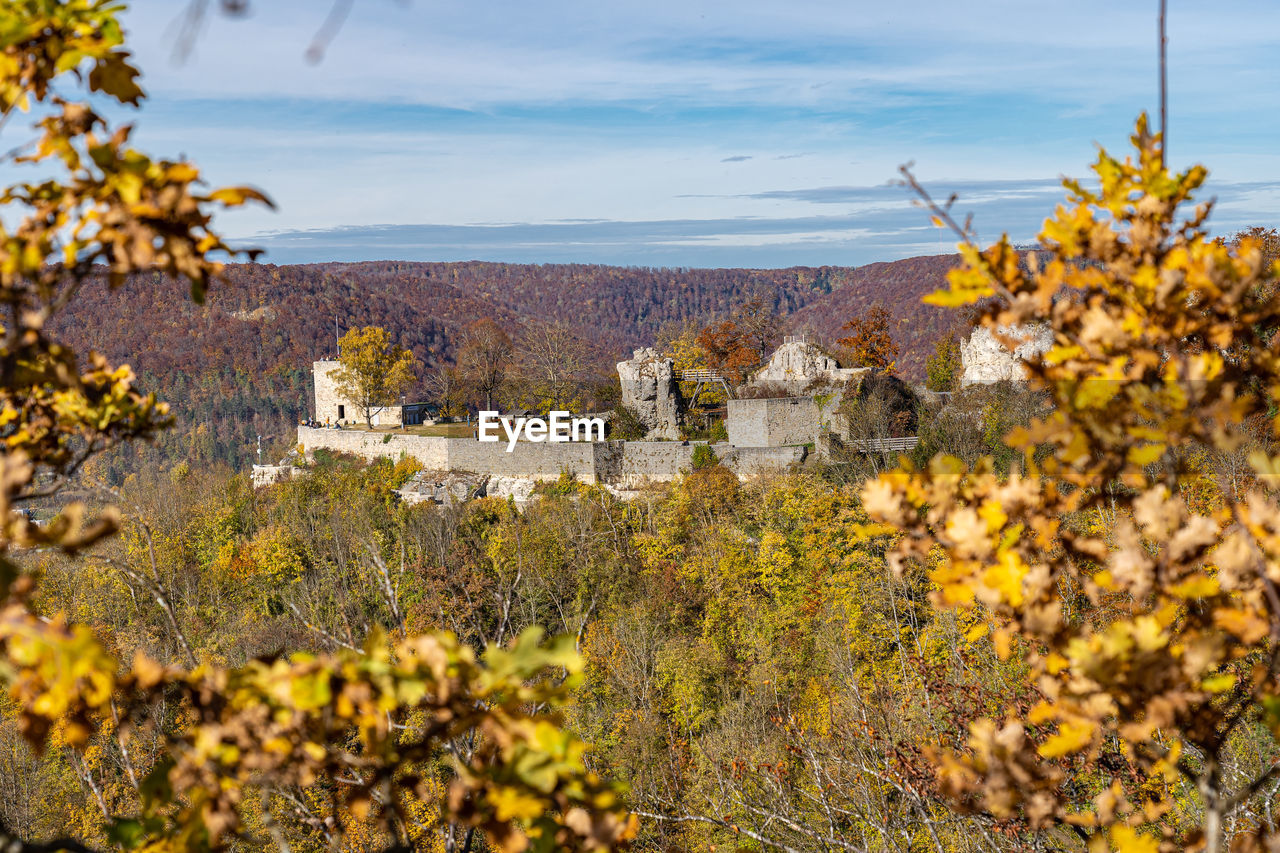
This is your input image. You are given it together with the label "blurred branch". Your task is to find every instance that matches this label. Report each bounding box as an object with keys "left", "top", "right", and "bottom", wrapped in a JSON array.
[{"left": 172, "top": 0, "right": 356, "bottom": 65}]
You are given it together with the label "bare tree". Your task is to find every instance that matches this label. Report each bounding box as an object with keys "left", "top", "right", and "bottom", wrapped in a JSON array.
[
  {"left": 516, "top": 320, "right": 590, "bottom": 413},
  {"left": 456, "top": 319, "right": 514, "bottom": 412},
  {"left": 424, "top": 361, "right": 467, "bottom": 418}
]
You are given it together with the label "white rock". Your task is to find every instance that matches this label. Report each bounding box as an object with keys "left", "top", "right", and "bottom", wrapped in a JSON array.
[
  {"left": 960, "top": 324, "right": 1052, "bottom": 385},
  {"left": 616, "top": 347, "right": 682, "bottom": 440},
  {"left": 486, "top": 476, "right": 538, "bottom": 503},
  {"left": 752, "top": 338, "right": 865, "bottom": 387}
]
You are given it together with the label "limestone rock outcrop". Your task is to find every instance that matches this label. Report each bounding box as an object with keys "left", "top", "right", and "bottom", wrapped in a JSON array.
[
  {"left": 749, "top": 337, "right": 865, "bottom": 393},
  {"left": 394, "top": 472, "right": 539, "bottom": 506},
  {"left": 486, "top": 476, "right": 538, "bottom": 504},
  {"left": 250, "top": 464, "right": 301, "bottom": 489},
  {"left": 960, "top": 323, "right": 1053, "bottom": 385},
  {"left": 616, "top": 347, "right": 683, "bottom": 440},
  {"left": 395, "top": 472, "right": 487, "bottom": 505}
]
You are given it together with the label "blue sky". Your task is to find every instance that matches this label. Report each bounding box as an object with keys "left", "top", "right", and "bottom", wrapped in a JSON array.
[{"left": 100, "top": 0, "right": 1280, "bottom": 267}]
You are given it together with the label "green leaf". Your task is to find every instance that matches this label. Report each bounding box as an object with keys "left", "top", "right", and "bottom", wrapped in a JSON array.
[
  {"left": 138, "top": 755, "right": 174, "bottom": 808},
  {"left": 105, "top": 819, "right": 146, "bottom": 849}
]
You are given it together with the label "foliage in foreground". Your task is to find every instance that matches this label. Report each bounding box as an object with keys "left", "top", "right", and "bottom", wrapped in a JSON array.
[
  {"left": 0, "top": 4, "right": 632, "bottom": 851},
  {"left": 865, "top": 118, "right": 1280, "bottom": 851},
  {"left": 7, "top": 4, "right": 1280, "bottom": 853}
]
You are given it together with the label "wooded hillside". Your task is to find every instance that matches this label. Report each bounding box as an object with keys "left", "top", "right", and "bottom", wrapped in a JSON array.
[{"left": 48, "top": 256, "right": 959, "bottom": 475}]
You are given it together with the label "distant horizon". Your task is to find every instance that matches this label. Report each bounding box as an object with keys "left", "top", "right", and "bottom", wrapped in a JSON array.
[{"left": 221, "top": 246, "right": 961, "bottom": 272}]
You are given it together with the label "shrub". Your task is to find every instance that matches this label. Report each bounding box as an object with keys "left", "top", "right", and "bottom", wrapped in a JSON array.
[
  {"left": 691, "top": 444, "right": 718, "bottom": 470},
  {"left": 609, "top": 406, "right": 647, "bottom": 441}
]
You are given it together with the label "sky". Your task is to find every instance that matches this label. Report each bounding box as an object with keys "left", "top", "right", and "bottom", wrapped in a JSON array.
[{"left": 90, "top": 0, "right": 1280, "bottom": 268}]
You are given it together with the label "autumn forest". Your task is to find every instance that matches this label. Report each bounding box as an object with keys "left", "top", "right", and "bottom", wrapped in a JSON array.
[{"left": 4, "top": 3, "right": 1280, "bottom": 853}]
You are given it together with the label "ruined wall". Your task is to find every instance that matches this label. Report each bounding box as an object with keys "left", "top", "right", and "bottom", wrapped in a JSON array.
[
  {"left": 298, "top": 427, "right": 601, "bottom": 482},
  {"left": 298, "top": 426, "right": 450, "bottom": 469},
  {"left": 250, "top": 464, "right": 301, "bottom": 488},
  {"left": 312, "top": 361, "right": 343, "bottom": 423},
  {"left": 617, "top": 442, "right": 696, "bottom": 487},
  {"left": 722, "top": 446, "right": 807, "bottom": 479},
  {"left": 726, "top": 397, "right": 819, "bottom": 447},
  {"left": 298, "top": 430, "right": 806, "bottom": 488},
  {"left": 447, "top": 440, "right": 602, "bottom": 483},
  {"left": 312, "top": 360, "right": 403, "bottom": 427},
  {"left": 593, "top": 441, "right": 626, "bottom": 485}
]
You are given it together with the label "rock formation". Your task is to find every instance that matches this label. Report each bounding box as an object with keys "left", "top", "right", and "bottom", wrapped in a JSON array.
[
  {"left": 393, "top": 472, "right": 539, "bottom": 505},
  {"left": 750, "top": 337, "right": 865, "bottom": 391},
  {"left": 616, "top": 347, "right": 683, "bottom": 440},
  {"left": 486, "top": 476, "right": 538, "bottom": 504},
  {"left": 394, "top": 472, "right": 488, "bottom": 505},
  {"left": 960, "top": 323, "right": 1052, "bottom": 385}
]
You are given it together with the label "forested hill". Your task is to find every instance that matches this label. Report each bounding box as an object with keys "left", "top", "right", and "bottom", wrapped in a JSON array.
[
  {"left": 789, "top": 254, "right": 966, "bottom": 373},
  {"left": 50, "top": 255, "right": 962, "bottom": 478}
]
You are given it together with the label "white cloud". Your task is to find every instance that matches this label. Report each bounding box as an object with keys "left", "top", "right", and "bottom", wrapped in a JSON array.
[{"left": 91, "top": 0, "right": 1280, "bottom": 265}]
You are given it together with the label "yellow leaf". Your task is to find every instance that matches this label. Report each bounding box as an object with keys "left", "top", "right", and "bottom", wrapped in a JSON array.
[
  {"left": 1107, "top": 825, "right": 1160, "bottom": 853},
  {"left": 1201, "top": 673, "right": 1236, "bottom": 694},
  {"left": 209, "top": 185, "right": 273, "bottom": 208},
  {"left": 1126, "top": 443, "right": 1166, "bottom": 466},
  {"left": 1038, "top": 719, "right": 1095, "bottom": 758},
  {"left": 1168, "top": 575, "right": 1218, "bottom": 600},
  {"left": 1214, "top": 607, "right": 1268, "bottom": 644},
  {"left": 490, "top": 786, "right": 547, "bottom": 822},
  {"left": 993, "top": 628, "right": 1013, "bottom": 660},
  {"left": 978, "top": 499, "right": 1008, "bottom": 533}
]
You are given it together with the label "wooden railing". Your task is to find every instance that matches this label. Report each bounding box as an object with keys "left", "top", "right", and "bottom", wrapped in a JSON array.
[
  {"left": 675, "top": 368, "right": 726, "bottom": 382},
  {"left": 845, "top": 436, "right": 919, "bottom": 453}
]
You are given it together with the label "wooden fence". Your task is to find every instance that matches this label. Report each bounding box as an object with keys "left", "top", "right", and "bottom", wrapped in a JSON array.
[{"left": 845, "top": 436, "right": 919, "bottom": 453}]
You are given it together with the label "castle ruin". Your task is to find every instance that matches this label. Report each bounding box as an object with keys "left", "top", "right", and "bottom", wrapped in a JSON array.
[
  {"left": 312, "top": 359, "right": 403, "bottom": 427},
  {"left": 278, "top": 335, "right": 917, "bottom": 498}
]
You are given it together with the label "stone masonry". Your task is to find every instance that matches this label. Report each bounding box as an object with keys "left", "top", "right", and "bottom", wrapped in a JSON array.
[
  {"left": 296, "top": 427, "right": 806, "bottom": 489},
  {"left": 313, "top": 360, "right": 403, "bottom": 427},
  {"left": 726, "top": 397, "right": 819, "bottom": 448}
]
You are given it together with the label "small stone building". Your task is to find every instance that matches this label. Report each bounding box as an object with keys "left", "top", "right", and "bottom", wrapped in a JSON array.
[
  {"left": 726, "top": 396, "right": 819, "bottom": 447},
  {"left": 313, "top": 360, "right": 403, "bottom": 427}
]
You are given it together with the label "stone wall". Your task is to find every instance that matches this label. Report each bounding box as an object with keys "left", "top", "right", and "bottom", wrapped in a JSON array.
[
  {"left": 448, "top": 439, "right": 602, "bottom": 483},
  {"left": 312, "top": 360, "right": 403, "bottom": 427},
  {"left": 617, "top": 442, "right": 696, "bottom": 487},
  {"left": 594, "top": 440, "right": 625, "bottom": 484},
  {"left": 722, "top": 446, "right": 807, "bottom": 478},
  {"left": 299, "top": 427, "right": 602, "bottom": 482},
  {"left": 726, "top": 396, "right": 818, "bottom": 447},
  {"left": 298, "top": 430, "right": 807, "bottom": 489},
  {"left": 298, "top": 426, "right": 450, "bottom": 469},
  {"left": 251, "top": 464, "right": 301, "bottom": 488}
]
